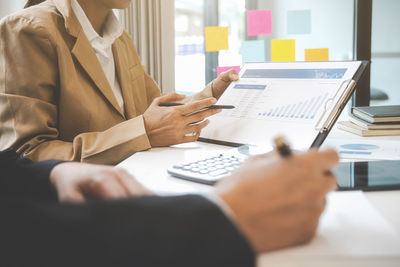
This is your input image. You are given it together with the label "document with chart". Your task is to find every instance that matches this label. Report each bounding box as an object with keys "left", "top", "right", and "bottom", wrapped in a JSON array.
[{"left": 200, "top": 61, "right": 367, "bottom": 150}]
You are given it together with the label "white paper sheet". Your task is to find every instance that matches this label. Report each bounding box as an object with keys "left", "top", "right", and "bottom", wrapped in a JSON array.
[
  {"left": 322, "top": 138, "right": 400, "bottom": 161},
  {"left": 201, "top": 61, "right": 362, "bottom": 151},
  {"left": 258, "top": 191, "right": 400, "bottom": 266}
]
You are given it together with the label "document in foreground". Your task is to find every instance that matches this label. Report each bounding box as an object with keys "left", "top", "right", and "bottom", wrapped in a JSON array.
[
  {"left": 201, "top": 61, "right": 364, "bottom": 151},
  {"left": 258, "top": 191, "right": 400, "bottom": 266}
]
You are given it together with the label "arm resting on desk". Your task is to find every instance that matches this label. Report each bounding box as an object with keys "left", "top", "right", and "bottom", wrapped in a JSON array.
[
  {"left": 0, "top": 149, "right": 62, "bottom": 202},
  {"left": 0, "top": 195, "right": 255, "bottom": 267}
]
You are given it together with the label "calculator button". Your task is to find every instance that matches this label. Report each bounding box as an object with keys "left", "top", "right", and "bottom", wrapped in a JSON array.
[
  {"left": 183, "top": 166, "right": 191, "bottom": 171},
  {"left": 208, "top": 167, "right": 217, "bottom": 172},
  {"left": 215, "top": 164, "right": 224, "bottom": 169},
  {"left": 191, "top": 168, "right": 200, "bottom": 173},
  {"left": 200, "top": 170, "right": 209, "bottom": 174},
  {"left": 210, "top": 169, "right": 229, "bottom": 177},
  {"left": 190, "top": 164, "right": 199, "bottom": 168},
  {"left": 227, "top": 167, "right": 235, "bottom": 171},
  {"left": 173, "top": 165, "right": 184, "bottom": 169},
  {"left": 199, "top": 165, "right": 208, "bottom": 170}
]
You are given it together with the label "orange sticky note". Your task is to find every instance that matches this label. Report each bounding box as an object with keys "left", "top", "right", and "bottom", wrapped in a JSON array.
[
  {"left": 305, "top": 48, "right": 329, "bottom": 61},
  {"left": 205, "top": 26, "right": 229, "bottom": 52},
  {"left": 271, "top": 39, "right": 296, "bottom": 62}
]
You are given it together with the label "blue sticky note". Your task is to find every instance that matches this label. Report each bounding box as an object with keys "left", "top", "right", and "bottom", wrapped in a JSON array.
[
  {"left": 287, "top": 10, "right": 311, "bottom": 34},
  {"left": 241, "top": 40, "right": 266, "bottom": 63}
]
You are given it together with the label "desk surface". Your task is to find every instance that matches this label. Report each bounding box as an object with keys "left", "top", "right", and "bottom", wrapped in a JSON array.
[{"left": 118, "top": 128, "right": 400, "bottom": 266}]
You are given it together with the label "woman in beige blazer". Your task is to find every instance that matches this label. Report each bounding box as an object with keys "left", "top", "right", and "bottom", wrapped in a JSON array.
[{"left": 0, "top": 0, "right": 237, "bottom": 164}]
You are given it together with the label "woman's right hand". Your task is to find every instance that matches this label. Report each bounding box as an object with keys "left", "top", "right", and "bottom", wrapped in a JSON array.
[{"left": 143, "top": 93, "right": 221, "bottom": 147}]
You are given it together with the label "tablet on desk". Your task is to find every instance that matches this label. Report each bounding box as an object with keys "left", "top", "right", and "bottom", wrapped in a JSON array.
[{"left": 334, "top": 160, "right": 400, "bottom": 191}]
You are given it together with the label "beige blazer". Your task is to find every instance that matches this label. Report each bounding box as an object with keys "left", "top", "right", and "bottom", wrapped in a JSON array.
[{"left": 0, "top": 0, "right": 212, "bottom": 164}]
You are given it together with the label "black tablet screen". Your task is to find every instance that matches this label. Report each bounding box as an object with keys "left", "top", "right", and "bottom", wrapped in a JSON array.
[{"left": 334, "top": 161, "right": 400, "bottom": 191}]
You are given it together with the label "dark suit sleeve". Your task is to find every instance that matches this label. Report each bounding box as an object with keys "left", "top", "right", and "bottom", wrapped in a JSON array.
[
  {"left": 1, "top": 195, "right": 255, "bottom": 267},
  {"left": 0, "top": 150, "right": 255, "bottom": 267},
  {"left": 0, "top": 149, "right": 63, "bottom": 201}
]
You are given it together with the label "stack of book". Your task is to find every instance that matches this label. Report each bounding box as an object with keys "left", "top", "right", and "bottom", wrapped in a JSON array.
[{"left": 338, "top": 105, "right": 400, "bottom": 137}]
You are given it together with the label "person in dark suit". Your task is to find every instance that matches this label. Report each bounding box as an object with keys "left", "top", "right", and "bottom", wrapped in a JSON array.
[{"left": 0, "top": 148, "right": 339, "bottom": 267}]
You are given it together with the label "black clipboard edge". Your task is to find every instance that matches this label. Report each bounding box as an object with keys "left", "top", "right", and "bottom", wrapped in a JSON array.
[{"left": 311, "top": 60, "right": 370, "bottom": 148}]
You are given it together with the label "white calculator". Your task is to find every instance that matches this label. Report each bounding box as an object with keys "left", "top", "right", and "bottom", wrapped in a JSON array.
[
  {"left": 167, "top": 145, "right": 270, "bottom": 185},
  {"left": 167, "top": 153, "right": 246, "bottom": 185}
]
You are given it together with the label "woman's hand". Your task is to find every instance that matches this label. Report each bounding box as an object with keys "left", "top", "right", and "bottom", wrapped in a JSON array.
[
  {"left": 143, "top": 93, "right": 221, "bottom": 147},
  {"left": 50, "top": 163, "right": 153, "bottom": 202},
  {"left": 212, "top": 69, "right": 239, "bottom": 99}
]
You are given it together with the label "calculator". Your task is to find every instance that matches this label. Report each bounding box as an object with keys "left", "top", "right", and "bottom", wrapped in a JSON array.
[{"left": 167, "top": 152, "right": 247, "bottom": 185}]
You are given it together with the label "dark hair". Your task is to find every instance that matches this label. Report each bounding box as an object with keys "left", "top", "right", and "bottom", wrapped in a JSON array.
[{"left": 24, "top": 0, "right": 46, "bottom": 8}]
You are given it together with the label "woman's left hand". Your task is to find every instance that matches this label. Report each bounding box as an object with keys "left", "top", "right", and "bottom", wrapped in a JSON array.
[{"left": 211, "top": 69, "right": 239, "bottom": 99}]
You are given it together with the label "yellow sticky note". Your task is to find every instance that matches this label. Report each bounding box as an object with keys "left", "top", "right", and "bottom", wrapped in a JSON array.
[
  {"left": 205, "top": 26, "right": 229, "bottom": 52},
  {"left": 305, "top": 48, "right": 329, "bottom": 61},
  {"left": 271, "top": 39, "right": 296, "bottom": 62}
]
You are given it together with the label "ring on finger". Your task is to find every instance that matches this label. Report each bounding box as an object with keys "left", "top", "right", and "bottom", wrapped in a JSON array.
[{"left": 185, "top": 132, "right": 197, "bottom": 137}]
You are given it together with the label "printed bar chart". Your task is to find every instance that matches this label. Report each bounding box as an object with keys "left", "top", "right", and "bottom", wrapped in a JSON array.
[{"left": 257, "top": 93, "right": 329, "bottom": 120}]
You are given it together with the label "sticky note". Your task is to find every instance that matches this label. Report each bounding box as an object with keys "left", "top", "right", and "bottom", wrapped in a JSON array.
[
  {"left": 205, "top": 26, "right": 229, "bottom": 52},
  {"left": 241, "top": 40, "right": 265, "bottom": 63},
  {"left": 271, "top": 39, "right": 296, "bottom": 62},
  {"left": 305, "top": 48, "right": 329, "bottom": 61},
  {"left": 247, "top": 10, "right": 272, "bottom": 36},
  {"left": 287, "top": 10, "right": 311, "bottom": 34},
  {"left": 217, "top": 66, "right": 241, "bottom": 76}
]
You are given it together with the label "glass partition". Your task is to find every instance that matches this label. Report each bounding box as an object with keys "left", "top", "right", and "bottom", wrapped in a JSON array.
[
  {"left": 174, "top": 0, "right": 355, "bottom": 95},
  {"left": 370, "top": 0, "right": 400, "bottom": 105}
]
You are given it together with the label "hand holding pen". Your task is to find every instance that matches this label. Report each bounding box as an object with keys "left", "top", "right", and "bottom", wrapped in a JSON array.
[
  {"left": 218, "top": 136, "right": 339, "bottom": 252},
  {"left": 273, "top": 135, "right": 336, "bottom": 178},
  {"left": 159, "top": 102, "right": 235, "bottom": 110},
  {"left": 143, "top": 94, "right": 233, "bottom": 147}
]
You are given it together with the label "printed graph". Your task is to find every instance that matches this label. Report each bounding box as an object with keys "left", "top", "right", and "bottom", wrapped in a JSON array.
[{"left": 257, "top": 93, "right": 329, "bottom": 120}]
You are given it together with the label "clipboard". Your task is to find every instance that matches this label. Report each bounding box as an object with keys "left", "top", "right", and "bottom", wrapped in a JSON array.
[
  {"left": 311, "top": 60, "right": 369, "bottom": 148},
  {"left": 199, "top": 61, "right": 369, "bottom": 150}
]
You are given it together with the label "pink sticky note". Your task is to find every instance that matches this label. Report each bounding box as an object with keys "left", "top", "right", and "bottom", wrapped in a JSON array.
[
  {"left": 217, "top": 66, "right": 241, "bottom": 76},
  {"left": 247, "top": 10, "right": 272, "bottom": 36}
]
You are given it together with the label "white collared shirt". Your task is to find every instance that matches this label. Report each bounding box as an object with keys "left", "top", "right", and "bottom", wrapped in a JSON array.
[{"left": 70, "top": 0, "right": 125, "bottom": 112}]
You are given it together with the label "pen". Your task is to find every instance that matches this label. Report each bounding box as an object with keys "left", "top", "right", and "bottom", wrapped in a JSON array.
[
  {"left": 274, "top": 136, "right": 292, "bottom": 157},
  {"left": 158, "top": 103, "right": 235, "bottom": 110},
  {"left": 274, "top": 136, "right": 333, "bottom": 177}
]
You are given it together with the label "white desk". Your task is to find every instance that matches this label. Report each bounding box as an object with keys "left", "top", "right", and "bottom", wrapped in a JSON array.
[{"left": 118, "top": 128, "right": 400, "bottom": 266}]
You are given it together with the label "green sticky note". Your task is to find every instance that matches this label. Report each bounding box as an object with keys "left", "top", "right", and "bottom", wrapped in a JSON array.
[
  {"left": 271, "top": 39, "right": 296, "bottom": 62},
  {"left": 287, "top": 10, "right": 311, "bottom": 35}
]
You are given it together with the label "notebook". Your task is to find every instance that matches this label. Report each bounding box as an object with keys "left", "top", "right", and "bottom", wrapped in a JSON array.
[
  {"left": 350, "top": 116, "right": 400, "bottom": 130},
  {"left": 338, "top": 121, "right": 400, "bottom": 137},
  {"left": 352, "top": 105, "right": 400, "bottom": 123}
]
